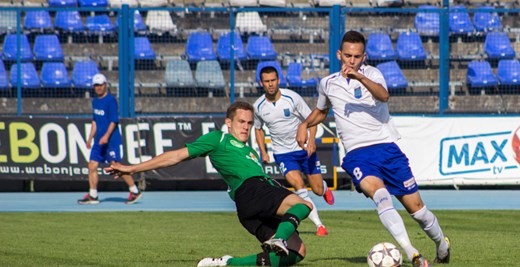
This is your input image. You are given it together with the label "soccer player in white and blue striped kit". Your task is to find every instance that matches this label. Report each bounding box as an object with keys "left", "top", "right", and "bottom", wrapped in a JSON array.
[
  {"left": 254, "top": 66, "right": 335, "bottom": 236},
  {"left": 296, "top": 30, "right": 450, "bottom": 267}
]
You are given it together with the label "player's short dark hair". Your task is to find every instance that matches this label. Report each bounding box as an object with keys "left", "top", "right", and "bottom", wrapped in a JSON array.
[
  {"left": 341, "top": 30, "right": 366, "bottom": 50},
  {"left": 260, "top": 66, "right": 279, "bottom": 79},
  {"left": 226, "top": 101, "right": 254, "bottom": 120}
]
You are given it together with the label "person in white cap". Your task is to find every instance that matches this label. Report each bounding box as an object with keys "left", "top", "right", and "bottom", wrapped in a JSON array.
[{"left": 78, "top": 73, "right": 143, "bottom": 205}]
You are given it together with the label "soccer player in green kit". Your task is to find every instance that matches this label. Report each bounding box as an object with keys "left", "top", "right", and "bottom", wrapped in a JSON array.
[{"left": 105, "top": 101, "right": 313, "bottom": 267}]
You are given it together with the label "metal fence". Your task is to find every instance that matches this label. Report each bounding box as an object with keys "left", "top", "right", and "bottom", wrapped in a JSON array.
[{"left": 1, "top": 3, "right": 520, "bottom": 116}]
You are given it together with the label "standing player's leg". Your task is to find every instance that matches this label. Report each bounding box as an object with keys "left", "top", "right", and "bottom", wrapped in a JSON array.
[
  {"left": 305, "top": 152, "right": 334, "bottom": 205},
  {"left": 108, "top": 145, "right": 142, "bottom": 204},
  {"left": 77, "top": 159, "right": 101, "bottom": 204}
]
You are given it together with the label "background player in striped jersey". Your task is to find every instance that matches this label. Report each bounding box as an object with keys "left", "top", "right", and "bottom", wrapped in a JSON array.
[{"left": 254, "top": 66, "right": 335, "bottom": 236}]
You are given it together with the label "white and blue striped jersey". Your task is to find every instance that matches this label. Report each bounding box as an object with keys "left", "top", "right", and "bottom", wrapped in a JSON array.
[
  {"left": 254, "top": 89, "right": 311, "bottom": 154},
  {"left": 316, "top": 64, "right": 400, "bottom": 153}
]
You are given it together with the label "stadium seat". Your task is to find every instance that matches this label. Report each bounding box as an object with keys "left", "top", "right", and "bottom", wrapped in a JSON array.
[
  {"left": 259, "top": 0, "right": 286, "bottom": 7},
  {"left": 24, "top": 10, "right": 54, "bottom": 32},
  {"left": 10, "top": 62, "right": 40, "bottom": 89},
  {"left": 165, "top": 59, "right": 197, "bottom": 88},
  {"left": 134, "top": 37, "right": 156, "bottom": 60},
  {"left": 55, "top": 11, "right": 86, "bottom": 32},
  {"left": 138, "top": 0, "right": 168, "bottom": 7},
  {"left": 466, "top": 60, "right": 498, "bottom": 89},
  {"left": 449, "top": 5, "right": 475, "bottom": 34},
  {"left": 236, "top": 12, "right": 267, "bottom": 34},
  {"left": 0, "top": 10, "right": 17, "bottom": 34},
  {"left": 0, "top": 60, "right": 9, "bottom": 90},
  {"left": 287, "top": 62, "right": 318, "bottom": 89},
  {"left": 33, "top": 35, "right": 65, "bottom": 62},
  {"left": 116, "top": 10, "right": 146, "bottom": 32},
  {"left": 145, "top": 10, "right": 177, "bottom": 34},
  {"left": 195, "top": 60, "right": 226, "bottom": 97},
  {"left": 366, "top": 33, "right": 397, "bottom": 62},
  {"left": 256, "top": 61, "right": 287, "bottom": 88},
  {"left": 48, "top": 0, "right": 78, "bottom": 6},
  {"left": 396, "top": 32, "right": 427, "bottom": 61},
  {"left": 473, "top": 6, "right": 502, "bottom": 32},
  {"left": 2, "top": 34, "right": 34, "bottom": 62},
  {"left": 229, "top": 0, "right": 258, "bottom": 7},
  {"left": 72, "top": 60, "right": 99, "bottom": 88},
  {"left": 216, "top": 32, "right": 247, "bottom": 62},
  {"left": 414, "top": 5, "right": 439, "bottom": 37},
  {"left": 376, "top": 61, "right": 408, "bottom": 92},
  {"left": 484, "top": 32, "right": 515, "bottom": 60},
  {"left": 86, "top": 15, "right": 116, "bottom": 34},
  {"left": 185, "top": 31, "right": 217, "bottom": 63},
  {"left": 78, "top": 0, "right": 109, "bottom": 7},
  {"left": 109, "top": 0, "right": 139, "bottom": 7},
  {"left": 246, "top": 36, "right": 277, "bottom": 61},
  {"left": 316, "top": 0, "right": 346, "bottom": 6},
  {"left": 41, "top": 62, "right": 72, "bottom": 88},
  {"left": 497, "top": 59, "right": 520, "bottom": 86}
]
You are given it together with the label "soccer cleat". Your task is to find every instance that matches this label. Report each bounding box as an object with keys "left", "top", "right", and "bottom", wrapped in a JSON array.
[
  {"left": 323, "top": 188, "right": 335, "bottom": 205},
  {"left": 197, "top": 255, "right": 232, "bottom": 266},
  {"left": 434, "top": 236, "right": 451, "bottom": 264},
  {"left": 261, "top": 238, "right": 289, "bottom": 257},
  {"left": 316, "top": 225, "right": 329, "bottom": 236},
  {"left": 412, "top": 253, "right": 429, "bottom": 267},
  {"left": 125, "top": 191, "right": 143, "bottom": 204},
  {"left": 77, "top": 194, "right": 100, "bottom": 205}
]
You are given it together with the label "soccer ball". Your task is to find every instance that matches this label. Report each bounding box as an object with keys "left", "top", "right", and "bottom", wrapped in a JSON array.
[{"left": 367, "top": 242, "right": 402, "bottom": 267}]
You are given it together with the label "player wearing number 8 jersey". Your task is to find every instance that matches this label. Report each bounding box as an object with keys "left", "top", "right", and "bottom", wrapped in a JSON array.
[{"left": 296, "top": 30, "right": 450, "bottom": 267}]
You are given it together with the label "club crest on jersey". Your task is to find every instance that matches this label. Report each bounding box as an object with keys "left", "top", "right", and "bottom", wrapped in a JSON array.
[
  {"left": 283, "top": 108, "right": 290, "bottom": 117},
  {"left": 230, "top": 140, "right": 244, "bottom": 148},
  {"left": 354, "top": 87, "right": 362, "bottom": 99}
]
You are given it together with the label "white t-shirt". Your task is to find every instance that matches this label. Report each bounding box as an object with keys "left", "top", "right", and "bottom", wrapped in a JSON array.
[
  {"left": 254, "top": 89, "right": 312, "bottom": 154},
  {"left": 316, "top": 64, "right": 400, "bottom": 153}
]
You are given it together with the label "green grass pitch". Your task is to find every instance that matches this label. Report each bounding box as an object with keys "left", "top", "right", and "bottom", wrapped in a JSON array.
[{"left": 1, "top": 210, "right": 518, "bottom": 266}]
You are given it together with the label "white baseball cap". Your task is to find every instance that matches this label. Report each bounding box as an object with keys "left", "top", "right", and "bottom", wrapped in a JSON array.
[{"left": 92, "top": 73, "right": 107, "bottom": 85}]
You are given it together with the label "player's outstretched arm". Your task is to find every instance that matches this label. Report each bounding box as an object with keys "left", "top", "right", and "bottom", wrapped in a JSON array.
[
  {"left": 296, "top": 108, "right": 328, "bottom": 150},
  {"left": 105, "top": 147, "right": 190, "bottom": 178}
]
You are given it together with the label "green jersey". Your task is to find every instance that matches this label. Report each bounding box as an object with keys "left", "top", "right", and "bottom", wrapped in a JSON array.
[{"left": 186, "top": 130, "right": 270, "bottom": 200}]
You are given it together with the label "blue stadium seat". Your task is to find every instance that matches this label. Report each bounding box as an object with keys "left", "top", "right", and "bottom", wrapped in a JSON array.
[
  {"left": 0, "top": 10, "right": 17, "bottom": 34},
  {"left": 256, "top": 61, "right": 287, "bottom": 88},
  {"left": 287, "top": 62, "right": 318, "bottom": 89},
  {"left": 484, "top": 32, "right": 515, "bottom": 60},
  {"left": 449, "top": 5, "right": 475, "bottom": 34},
  {"left": 366, "top": 33, "right": 397, "bottom": 62},
  {"left": 0, "top": 60, "right": 9, "bottom": 90},
  {"left": 55, "top": 11, "right": 86, "bottom": 32},
  {"left": 34, "top": 35, "right": 65, "bottom": 62},
  {"left": 216, "top": 32, "right": 247, "bottom": 62},
  {"left": 41, "top": 62, "right": 72, "bottom": 88},
  {"left": 195, "top": 60, "right": 226, "bottom": 97},
  {"left": 48, "top": 0, "right": 78, "bottom": 6},
  {"left": 24, "top": 11, "right": 53, "bottom": 32},
  {"left": 72, "top": 60, "right": 99, "bottom": 88},
  {"left": 466, "top": 60, "right": 498, "bottom": 89},
  {"left": 414, "top": 5, "right": 439, "bottom": 37},
  {"left": 10, "top": 63, "right": 40, "bottom": 89},
  {"left": 497, "top": 59, "right": 520, "bottom": 86},
  {"left": 185, "top": 31, "right": 217, "bottom": 63},
  {"left": 78, "top": 0, "right": 109, "bottom": 7},
  {"left": 86, "top": 15, "right": 116, "bottom": 34},
  {"left": 116, "top": 10, "right": 146, "bottom": 32},
  {"left": 473, "top": 6, "right": 502, "bottom": 32},
  {"left": 2, "top": 34, "right": 34, "bottom": 62},
  {"left": 134, "top": 37, "right": 156, "bottom": 60},
  {"left": 165, "top": 59, "right": 197, "bottom": 88},
  {"left": 376, "top": 61, "right": 408, "bottom": 92},
  {"left": 246, "top": 36, "right": 278, "bottom": 61},
  {"left": 396, "top": 32, "right": 427, "bottom": 61}
]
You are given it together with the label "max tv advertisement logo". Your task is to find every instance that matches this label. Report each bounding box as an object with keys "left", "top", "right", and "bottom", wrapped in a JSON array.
[{"left": 439, "top": 131, "right": 519, "bottom": 175}]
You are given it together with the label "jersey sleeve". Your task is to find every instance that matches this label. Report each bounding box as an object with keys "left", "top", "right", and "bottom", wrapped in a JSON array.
[
  {"left": 253, "top": 106, "right": 264, "bottom": 130},
  {"left": 293, "top": 91, "right": 312, "bottom": 120},
  {"left": 186, "top": 130, "right": 221, "bottom": 158},
  {"left": 108, "top": 96, "right": 120, "bottom": 124},
  {"left": 316, "top": 77, "right": 331, "bottom": 111},
  {"left": 366, "top": 66, "right": 388, "bottom": 91}
]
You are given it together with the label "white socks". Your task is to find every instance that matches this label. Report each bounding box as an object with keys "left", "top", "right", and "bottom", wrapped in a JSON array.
[
  {"left": 129, "top": 185, "right": 139, "bottom": 194},
  {"left": 373, "top": 188, "right": 418, "bottom": 261},
  {"left": 295, "top": 188, "right": 323, "bottom": 227},
  {"left": 89, "top": 189, "right": 98, "bottom": 198},
  {"left": 411, "top": 206, "right": 449, "bottom": 259}
]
